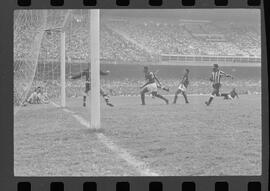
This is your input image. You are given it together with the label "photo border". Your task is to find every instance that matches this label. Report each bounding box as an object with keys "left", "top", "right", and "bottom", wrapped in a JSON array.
[{"left": 0, "top": 0, "right": 268, "bottom": 190}]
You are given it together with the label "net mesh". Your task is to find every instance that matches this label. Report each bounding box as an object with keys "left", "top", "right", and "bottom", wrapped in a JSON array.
[
  {"left": 14, "top": 10, "right": 88, "bottom": 113},
  {"left": 33, "top": 10, "right": 90, "bottom": 101},
  {"left": 14, "top": 10, "right": 48, "bottom": 113}
]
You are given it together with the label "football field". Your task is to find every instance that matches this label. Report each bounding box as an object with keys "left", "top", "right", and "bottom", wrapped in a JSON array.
[{"left": 14, "top": 94, "right": 261, "bottom": 176}]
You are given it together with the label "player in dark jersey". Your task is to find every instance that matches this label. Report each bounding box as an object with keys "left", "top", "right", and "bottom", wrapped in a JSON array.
[
  {"left": 71, "top": 67, "right": 114, "bottom": 107},
  {"left": 140, "top": 66, "right": 169, "bottom": 105},
  {"left": 173, "top": 69, "right": 190, "bottom": 104},
  {"left": 205, "top": 64, "right": 233, "bottom": 106},
  {"left": 221, "top": 88, "right": 239, "bottom": 100}
]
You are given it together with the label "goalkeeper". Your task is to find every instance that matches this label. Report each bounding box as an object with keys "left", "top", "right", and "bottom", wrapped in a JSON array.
[
  {"left": 71, "top": 67, "right": 114, "bottom": 107},
  {"left": 23, "top": 86, "right": 49, "bottom": 105}
]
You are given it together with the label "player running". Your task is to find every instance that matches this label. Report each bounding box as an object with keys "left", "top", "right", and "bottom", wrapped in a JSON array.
[
  {"left": 205, "top": 64, "right": 233, "bottom": 106},
  {"left": 173, "top": 68, "right": 190, "bottom": 104},
  {"left": 221, "top": 88, "right": 239, "bottom": 100},
  {"left": 140, "top": 66, "right": 169, "bottom": 105},
  {"left": 71, "top": 67, "right": 114, "bottom": 107}
]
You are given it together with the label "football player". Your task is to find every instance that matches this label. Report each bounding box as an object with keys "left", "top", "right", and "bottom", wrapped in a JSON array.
[
  {"left": 140, "top": 66, "right": 169, "bottom": 105},
  {"left": 173, "top": 68, "right": 190, "bottom": 104},
  {"left": 23, "top": 86, "right": 49, "bottom": 105},
  {"left": 221, "top": 88, "right": 239, "bottom": 100},
  {"left": 205, "top": 64, "right": 233, "bottom": 106},
  {"left": 71, "top": 67, "right": 114, "bottom": 107}
]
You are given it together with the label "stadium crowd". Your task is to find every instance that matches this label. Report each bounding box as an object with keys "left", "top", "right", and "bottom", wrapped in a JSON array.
[{"left": 14, "top": 16, "right": 260, "bottom": 63}]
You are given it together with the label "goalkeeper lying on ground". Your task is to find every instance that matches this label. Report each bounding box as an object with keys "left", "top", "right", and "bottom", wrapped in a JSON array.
[
  {"left": 71, "top": 67, "right": 114, "bottom": 107},
  {"left": 23, "top": 87, "right": 49, "bottom": 106}
]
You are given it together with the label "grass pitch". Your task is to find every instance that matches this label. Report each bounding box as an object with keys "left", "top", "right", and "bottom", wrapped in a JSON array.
[{"left": 14, "top": 94, "right": 261, "bottom": 176}]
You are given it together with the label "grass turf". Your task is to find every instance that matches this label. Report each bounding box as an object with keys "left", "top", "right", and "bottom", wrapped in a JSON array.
[{"left": 14, "top": 94, "right": 261, "bottom": 176}]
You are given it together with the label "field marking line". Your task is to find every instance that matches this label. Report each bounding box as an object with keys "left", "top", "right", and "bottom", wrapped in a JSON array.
[
  {"left": 50, "top": 101, "right": 61, "bottom": 108},
  {"left": 50, "top": 101, "right": 159, "bottom": 176},
  {"left": 96, "top": 133, "right": 159, "bottom": 176}
]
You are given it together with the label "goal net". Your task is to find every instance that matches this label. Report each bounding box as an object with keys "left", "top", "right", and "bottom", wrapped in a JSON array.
[
  {"left": 14, "top": 10, "right": 47, "bottom": 113},
  {"left": 14, "top": 10, "right": 92, "bottom": 114}
]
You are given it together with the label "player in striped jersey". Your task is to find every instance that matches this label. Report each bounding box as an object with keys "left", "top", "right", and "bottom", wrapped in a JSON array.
[
  {"left": 173, "top": 69, "right": 190, "bottom": 104},
  {"left": 140, "top": 66, "right": 169, "bottom": 105},
  {"left": 205, "top": 64, "right": 233, "bottom": 106},
  {"left": 71, "top": 67, "right": 114, "bottom": 107}
]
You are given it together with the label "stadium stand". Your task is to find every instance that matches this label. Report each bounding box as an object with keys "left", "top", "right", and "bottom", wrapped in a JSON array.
[{"left": 15, "top": 14, "right": 261, "bottom": 63}]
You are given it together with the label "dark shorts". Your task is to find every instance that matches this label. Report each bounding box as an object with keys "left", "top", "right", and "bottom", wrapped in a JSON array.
[
  {"left": 85, "top": 82, "right": 90, "bottom": 93},
  {"left": 212, "top": 83, "right": 221, "bottom": 96},
  {"left": 212, "top": 83, "right": 221, "bottom": 90}
]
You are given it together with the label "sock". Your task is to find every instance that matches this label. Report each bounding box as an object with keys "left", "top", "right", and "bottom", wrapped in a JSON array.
[
  {"left": 173, "top": 94, "right": 178, "bottom": 103},
  {"left": 207, "top": 97, "right": 214, "bottom": 105},
  {"left": 83, "top": 96, "right": 86, "bottom": 106},
  {"left": 141, "top": 93, "right": 145, "bottom": 105}
]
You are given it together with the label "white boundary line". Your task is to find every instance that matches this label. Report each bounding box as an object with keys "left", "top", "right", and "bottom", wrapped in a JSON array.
[
  {"left": 50, "top": 101, "right": 159, "bottom": 176},
  {"left": 96, "top": 133, "right": 158, "bottom": 176}
]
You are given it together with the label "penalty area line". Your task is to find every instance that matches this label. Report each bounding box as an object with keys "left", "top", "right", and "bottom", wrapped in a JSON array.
[{"left": 50, "top": 101, "right": 159, "bottom": 176}]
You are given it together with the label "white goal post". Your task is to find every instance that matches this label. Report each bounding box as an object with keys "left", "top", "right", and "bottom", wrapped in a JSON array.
[
  {"left": 90, "top": 9, "right": 101, "bottom": 129},
  {"left": 60, "top": 31, "right": 66, "bottom": 107},
  {"left": 57, "top": 10, "right": 100, "bottom": 129}
]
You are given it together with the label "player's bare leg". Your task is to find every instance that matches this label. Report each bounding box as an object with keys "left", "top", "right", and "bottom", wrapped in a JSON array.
[
  {"left": 152, "top": 92, "right": 169, "bottom": 104},
  {"left": 205, "top": 89, "right": 218, "bottom": 106},
  {"left": 173, "top": 89, "right": 181, "bottom": 104},
  {"left": 205, "top": 95, "right": 214, "bottom": 106},
  {"left": 173, "top": 89, "right": 188, "bottom": 104},
  {"left": 140, "top": 88, "right": 149, "bottom": 105},
  {"left": 182, "top": 91, "right": 189, "bottom": 103}
]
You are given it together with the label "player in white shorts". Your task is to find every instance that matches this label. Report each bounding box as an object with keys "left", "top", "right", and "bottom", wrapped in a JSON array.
[
  {"left": 140, "top": 66, "right": 169, "bottom": 105},
  {"left": 173, "top": 69, "right": 190, "bottom": 104}
]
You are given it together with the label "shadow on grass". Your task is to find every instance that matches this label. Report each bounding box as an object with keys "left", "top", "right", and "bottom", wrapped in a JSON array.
[{"left": 83, "top": 128, "right": 106, "bottom": 134}]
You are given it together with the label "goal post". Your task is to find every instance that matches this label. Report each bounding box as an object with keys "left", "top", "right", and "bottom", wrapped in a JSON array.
[
  {"left": 60, "top": 31, "right": 66, "bottom": 107},
  {"left": 90, "top": 9, "right": 101, "bottom": 129}
]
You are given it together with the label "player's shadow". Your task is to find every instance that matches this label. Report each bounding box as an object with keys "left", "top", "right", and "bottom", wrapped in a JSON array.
[{"left": 83, "top": 128, "right": 105, "bottom": 134}]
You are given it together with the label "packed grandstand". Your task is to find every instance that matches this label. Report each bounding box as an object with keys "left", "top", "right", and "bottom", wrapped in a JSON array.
[{"left": 14, "top": 11, "right": 260, "bottom": 63}]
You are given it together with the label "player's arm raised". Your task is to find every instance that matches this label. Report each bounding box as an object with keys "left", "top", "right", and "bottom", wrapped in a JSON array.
[{"left": 220, "top": 71, "right": 233, "bottom": 79}]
